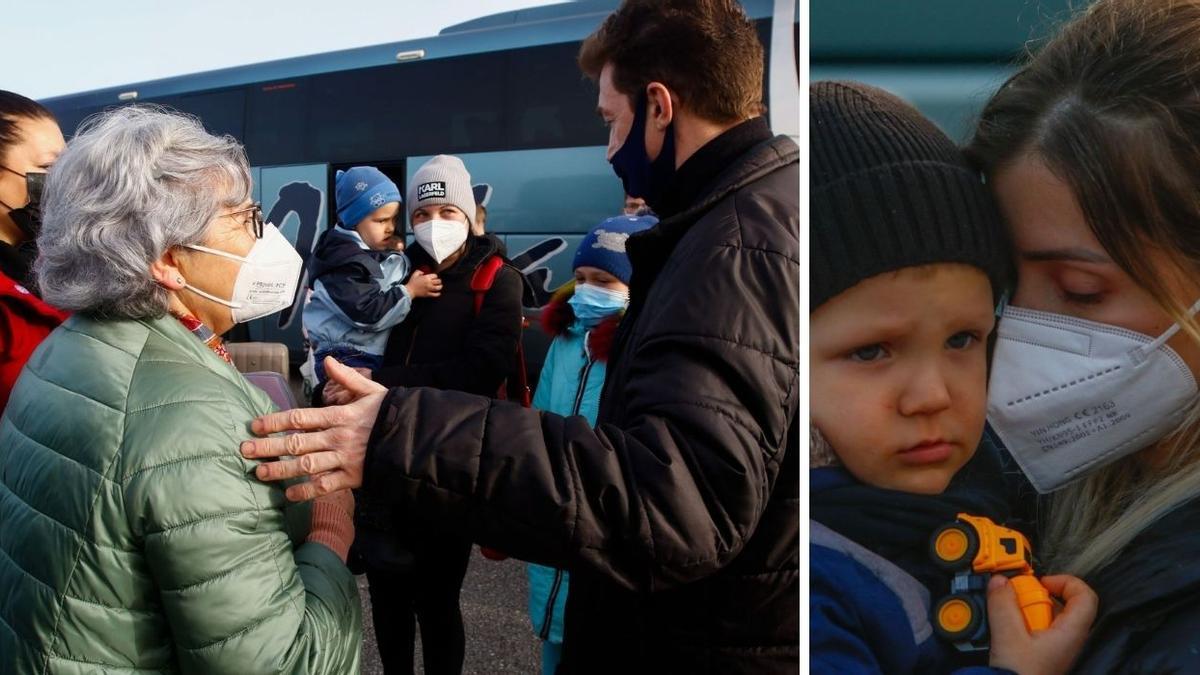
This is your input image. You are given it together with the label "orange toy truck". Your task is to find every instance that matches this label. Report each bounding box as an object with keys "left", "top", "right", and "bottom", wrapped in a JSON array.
[{"left": 929, "top": 513, "right": 1053, "bottom": 651}]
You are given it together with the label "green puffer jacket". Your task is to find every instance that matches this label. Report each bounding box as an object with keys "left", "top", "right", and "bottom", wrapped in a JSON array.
[{"left": 0, "top": 313, "right": 362, "bottom": 674}]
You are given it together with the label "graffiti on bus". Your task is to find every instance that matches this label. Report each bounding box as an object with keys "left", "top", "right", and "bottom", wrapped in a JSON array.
[
  {"left": 511, "top": 237, "right": 567, "bottom": 308},
  {"left": 265, "top": 180, "right": 323, "bottom": 330}
]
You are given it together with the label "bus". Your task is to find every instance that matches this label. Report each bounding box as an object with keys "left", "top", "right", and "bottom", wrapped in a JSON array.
[
  {"left": 810, "top": 0, "right": 1078, "bottom": 143},
  {"left": 41, "top": 0, "right": 799, "bottom": 373}
]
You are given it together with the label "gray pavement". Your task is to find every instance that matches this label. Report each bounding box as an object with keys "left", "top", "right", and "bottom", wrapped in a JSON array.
[{"left": 358, "top": 548, "right": 541, "bottom": 675}]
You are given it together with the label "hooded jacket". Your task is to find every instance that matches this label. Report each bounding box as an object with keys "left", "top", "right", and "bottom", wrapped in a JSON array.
[
  {"left": 0, "top": 313, "right": 362, "bottom": 674},
  {"left": 358, "top": 121, "right": 800, "bottom": 673},
  {"left": 304, "top": 227, "right": 413, "bottom": 357}
]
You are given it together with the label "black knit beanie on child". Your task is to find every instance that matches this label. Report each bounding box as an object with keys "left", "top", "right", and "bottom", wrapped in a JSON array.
[{"left": 810, "top": 81, "right": 1008, "bottom": 311}]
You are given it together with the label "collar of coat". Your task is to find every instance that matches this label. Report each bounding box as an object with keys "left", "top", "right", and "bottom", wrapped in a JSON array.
[
  {"left": 625, "top": 134, "right": 799, "bottom": 306},
  {"left": 539, "top": 280, "right": 620, "bottom": 362}
]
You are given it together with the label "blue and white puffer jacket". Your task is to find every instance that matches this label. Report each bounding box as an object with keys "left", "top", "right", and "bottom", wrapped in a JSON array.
[{"left": 303, "top": 227, "right": 413, "bottom": 357}]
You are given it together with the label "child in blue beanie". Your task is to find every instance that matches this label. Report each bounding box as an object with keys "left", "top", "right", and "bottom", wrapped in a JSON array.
[
  {"left": 303, "top": 166, "right": 442, "bottom": 385},
  {"left": 526, "top": 214, "right": 655, "bottom": 675}
]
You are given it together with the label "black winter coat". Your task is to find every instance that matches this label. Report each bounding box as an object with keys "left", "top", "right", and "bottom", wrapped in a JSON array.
[
  {"left": 1069, "top": 495, "right": 1200, "bottom": 674},
  {"left": 360, "top": 126, "right": 799, "bottom": 674},
  {"left": 374, "top": 234, "right": 523, "bottom": 396}
]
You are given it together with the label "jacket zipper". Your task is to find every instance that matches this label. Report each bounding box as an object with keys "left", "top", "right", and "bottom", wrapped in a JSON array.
[
  {"left": 572, "top": 331, "right": 597, "bottom": 416},
  {"left": 539, "top": 568, "right": 565, "bottom": 641},
  {"left": 572, "top": 361, "right": 596, "bottom": 416}
]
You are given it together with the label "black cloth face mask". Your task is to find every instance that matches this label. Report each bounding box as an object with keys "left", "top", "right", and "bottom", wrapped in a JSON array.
[
  {"left": 608, "top": 91, "right": 677, "bottom": 214},
  {"left": 0, "top": 166, "right": 46, "bottom": 239}
]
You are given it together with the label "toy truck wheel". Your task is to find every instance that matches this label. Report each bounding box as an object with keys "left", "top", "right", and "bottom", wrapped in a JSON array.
[
  {"left": 930, "top": 522, "right": 979, "bottom": 571},
  {"left": 933, "top": 593, "right": 983, "bottom": 642}
]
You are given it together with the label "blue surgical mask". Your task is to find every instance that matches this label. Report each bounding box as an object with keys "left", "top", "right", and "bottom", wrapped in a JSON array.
[
  {"left": 609, "top": 92, "right": 676, "bottom": 213},
  {"left": 569, "top": 283, "right": 629, "bottom": 327}
]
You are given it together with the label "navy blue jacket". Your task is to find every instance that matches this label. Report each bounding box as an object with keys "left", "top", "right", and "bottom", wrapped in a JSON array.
[
  {"left": 811, "top": 467, "right": 1016, "bottom": 675},
  {"left": 303, "top": 228, "right": 413, "bottom": 357}
]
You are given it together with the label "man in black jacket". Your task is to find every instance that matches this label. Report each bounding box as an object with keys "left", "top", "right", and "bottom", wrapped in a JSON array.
[{"left": 243, "top": 1, "right": 799, "bottom": 672}]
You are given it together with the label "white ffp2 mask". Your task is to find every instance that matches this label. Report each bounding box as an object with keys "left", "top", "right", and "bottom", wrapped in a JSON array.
[
  {"left": 182, "top": 223, "right": 303, "bottom": 324},
  {"left": 987, "top": 303, "right": 1199, "bottom": 493},
  {"left": 413, "top": 218, "right": 468, "bottom": 264}
]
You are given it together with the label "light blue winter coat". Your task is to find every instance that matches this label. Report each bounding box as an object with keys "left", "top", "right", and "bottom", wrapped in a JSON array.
[{"left": 526, "top": 310, "right": 612, "bottom": 645}]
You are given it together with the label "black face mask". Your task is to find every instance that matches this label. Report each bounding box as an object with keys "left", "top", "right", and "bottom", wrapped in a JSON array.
[
  {"left": 609, "top": 91, "right": 677, "bottom": 214},
  {"left": 1, "top": 166, "right": 45, "bottom": 239}
]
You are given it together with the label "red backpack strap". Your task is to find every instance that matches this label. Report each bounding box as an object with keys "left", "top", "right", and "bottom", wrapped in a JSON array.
[
  {"left": 470, "top": 256, "right": 505, "bottom": 316},
  {"left": 469, "top": 256, "right": 532, "bottom": 408}
]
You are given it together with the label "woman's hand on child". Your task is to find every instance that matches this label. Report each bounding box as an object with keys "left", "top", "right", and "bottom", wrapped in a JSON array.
[
  {"left": 406, "top": 270, "right": 443, "bottom": 298},
  {"left": 987, "top": 574, "right": 1098, "bottom": 675}
]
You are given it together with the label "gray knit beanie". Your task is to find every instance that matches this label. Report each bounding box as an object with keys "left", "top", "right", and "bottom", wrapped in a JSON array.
[{"left": 407, "top": 155, "right": 475, "bottom": 227}]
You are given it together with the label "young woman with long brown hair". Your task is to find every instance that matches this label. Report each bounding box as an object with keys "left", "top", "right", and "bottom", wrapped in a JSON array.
[{"left": 972, "top": 1, "right": 1200, "bottom": 670}]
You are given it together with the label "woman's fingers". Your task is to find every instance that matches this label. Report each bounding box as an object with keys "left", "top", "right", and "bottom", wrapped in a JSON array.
[
  {"left": 324, "top": 382, "right": 351, "bottom": 405},
  {"left": 285, "top": 469, "right": 358, "bottom": 501}
]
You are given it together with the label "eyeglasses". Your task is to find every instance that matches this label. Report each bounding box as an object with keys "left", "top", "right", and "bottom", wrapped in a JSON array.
[{"left": 222, "top": 202, "right": 264, "bottom": 239}]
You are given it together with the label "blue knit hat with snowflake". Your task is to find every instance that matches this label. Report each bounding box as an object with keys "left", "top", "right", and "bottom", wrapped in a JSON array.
[
  {"left": 335, "top": 166, "right": 402, "bottom": 230},
  {"left": 573, "top": 215, "right": 657, "bottom": 284}
]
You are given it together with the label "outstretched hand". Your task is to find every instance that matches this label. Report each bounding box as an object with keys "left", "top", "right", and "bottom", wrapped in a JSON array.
[
  {"left": 987, "top": 574, "right": 1099, "bottom": 675},
  {"left": 241, "top": 357, "right": 387, "bottom": 501}
]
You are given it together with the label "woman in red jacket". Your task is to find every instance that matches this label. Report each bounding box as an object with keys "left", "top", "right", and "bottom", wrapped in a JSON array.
[{"left": 0, "top": 90, "right": 67, "bottom": 412}]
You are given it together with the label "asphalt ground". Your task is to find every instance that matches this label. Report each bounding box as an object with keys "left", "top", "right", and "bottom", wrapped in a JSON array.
[{"left": 357, "top": 547, "right": 541, "bottom": 675}]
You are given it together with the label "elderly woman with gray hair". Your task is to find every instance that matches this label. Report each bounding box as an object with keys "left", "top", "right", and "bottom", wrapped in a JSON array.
[{"left": 0, "top": 106, "right": 362, "bottom": 674}]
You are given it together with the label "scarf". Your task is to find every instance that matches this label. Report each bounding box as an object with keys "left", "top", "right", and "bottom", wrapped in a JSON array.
[{"left": 171, "top": 311, "right": 233, "bottom": 365}]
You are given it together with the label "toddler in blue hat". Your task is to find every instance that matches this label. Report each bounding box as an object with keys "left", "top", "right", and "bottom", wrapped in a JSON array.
[{"left": 303, "top": 166, "right": 442, "bottom": 387}]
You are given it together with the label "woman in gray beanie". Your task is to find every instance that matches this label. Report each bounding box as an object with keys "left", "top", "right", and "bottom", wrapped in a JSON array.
[{"left": 327, "top": 154, "right": 524, "bottom": 675}]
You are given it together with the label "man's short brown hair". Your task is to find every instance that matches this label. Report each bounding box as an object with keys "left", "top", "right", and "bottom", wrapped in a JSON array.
[{"left": 578, "top": 0, "right": 764, "bottom": 124}]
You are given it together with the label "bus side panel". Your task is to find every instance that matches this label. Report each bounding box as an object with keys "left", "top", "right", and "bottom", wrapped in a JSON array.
[{"left": 246, "top": 163, "right": 330, "bottom": 362}]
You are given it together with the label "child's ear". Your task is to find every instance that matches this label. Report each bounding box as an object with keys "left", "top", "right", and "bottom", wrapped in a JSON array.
[{"left": 810, "top": 425, "right": 840, "bottom": 468}]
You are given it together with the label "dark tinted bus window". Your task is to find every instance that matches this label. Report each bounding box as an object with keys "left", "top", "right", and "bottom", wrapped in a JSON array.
[
  {"left": 154, "top": 89, "right": 246, "bottom": 140},
  {"left": 247, "top": 80, "right": 309, "bottom": 166},
  {"left": 50, "top": 104, "right": 108, "bottom": 139},
  {"left": 307, "top": 53, "right": 506, "bottom": 162},
  {"left": 507, "top": 42, "right": 605, "bottom": 149}
]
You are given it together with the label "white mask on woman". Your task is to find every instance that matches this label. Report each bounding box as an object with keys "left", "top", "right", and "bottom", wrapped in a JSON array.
[
  {"left": 181, "top": 223, "right": 303, "bottom": 323},
  {"left": 987, "top": 302, "right": 1200, "bottom": 493},
  {"left": 413, "top": 218, "right": 468, "bottom": 263}
]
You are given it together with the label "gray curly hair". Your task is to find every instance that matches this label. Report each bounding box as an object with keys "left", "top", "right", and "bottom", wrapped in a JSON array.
[{"left": 35, "top": 105, "right": 251, "bottom": 318}]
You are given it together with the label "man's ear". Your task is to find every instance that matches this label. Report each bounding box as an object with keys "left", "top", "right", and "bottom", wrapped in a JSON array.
[
  {"left": 643, "top": 81, "right": 676, "bottom": 164},
  {"left": 645, "top": 81, "right": 675, "bottom": 131},
  {"left": 150, "top": 247, "right": 187, "bottom": 291}
]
